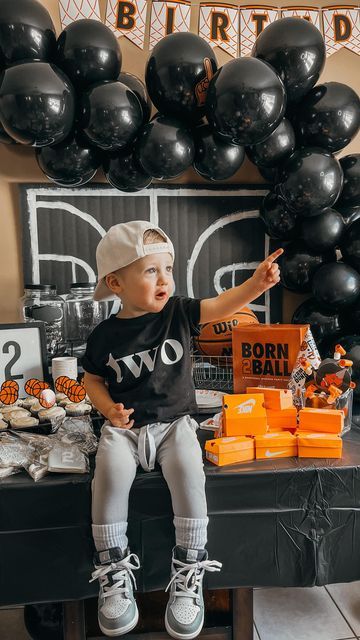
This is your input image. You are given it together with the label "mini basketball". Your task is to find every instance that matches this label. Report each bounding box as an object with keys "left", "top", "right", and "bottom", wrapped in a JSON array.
[
  {"left": 55, "top": 376, "right": 69, "bottom": 393},
  {"left": 39, "top": 388, "right": 56, "bottom": 408},
  {"left": 25, "top": 378, "right": 39, "bottom": 395},
  {"left": 193, "top": 307, "right": 259, "bottom": 358},
  {"left": 0, "top": 380, "right": 19, "bottom": 405},
  {"left": 63, "top": 378, "right": 77, "bottom": 394},
  {"left": 67, "top": 383, "right": 86, "bottom": 403},
  {"left": 31, "top": 380, "right": 50, "bottom": 399}
]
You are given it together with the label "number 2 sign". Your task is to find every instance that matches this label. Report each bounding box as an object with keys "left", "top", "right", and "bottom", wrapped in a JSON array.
[{"left": 0, "top": 323, "right": 49, "bottom": 398}]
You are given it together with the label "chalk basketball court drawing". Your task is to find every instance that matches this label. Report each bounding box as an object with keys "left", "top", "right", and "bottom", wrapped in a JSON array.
[{"left": 20, "top": 185, "right": 281, "bottom": 323}]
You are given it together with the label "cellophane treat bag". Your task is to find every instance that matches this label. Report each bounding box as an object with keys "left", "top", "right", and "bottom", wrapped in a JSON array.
[{"left": 232, "top": 324, "right": 309, "bottom": 393}]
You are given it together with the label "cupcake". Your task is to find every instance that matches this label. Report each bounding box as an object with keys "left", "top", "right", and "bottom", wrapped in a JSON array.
[
  {"left": 0, "top": 398, "right": 23, "bottom": 408},
  {"left": 65, "top": 402, "right": 92, "bottom": 417},
  {"left": 55, "top": 392, "right": 68, "bottom": 403},
  {"left": 21, "top": 396, "right": 41, "bottom": 410},
  {"left": 2, "top": 408, "right": 31, "bottom": 422},
  {"left": 38, "top": 406, "right": 66, "bottom": 423},
  {"left": 30, "top": 401, "right": 44, "bottom": 416},
  {"left": 10, "top": 416, "right": 39, "bottom": 429}
]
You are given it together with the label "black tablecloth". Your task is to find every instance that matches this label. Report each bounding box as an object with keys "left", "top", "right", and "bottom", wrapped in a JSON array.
[{"left": 2, "top": 420, "right": 360, "bottom": 606}]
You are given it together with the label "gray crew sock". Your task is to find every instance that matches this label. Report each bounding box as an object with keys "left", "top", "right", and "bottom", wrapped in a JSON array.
[
  {"left": 173, "top": 516, "right": 209, "bottom": 549},
  {"left": 92, "top": 521, "right": 128, "bottom": 553}
]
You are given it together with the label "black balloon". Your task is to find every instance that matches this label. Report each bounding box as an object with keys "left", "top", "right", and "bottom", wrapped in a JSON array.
[
  {"left": 312, "top": 262, "right": 360, "bottom": 308},
  {"left": 0, "top": 121, "right": 15, "bottom": 144},
  {"left": 104, "top": 147, "right": 152, "bottom": 193},
  {"left": 338, "top": 154, "right": 360, "bottom": 207},
  {"left": 247, "top": 118, "right": 295, "bottom": 168},
  {"left": 136, "top": 115, "right": 195, "bottom": 180},
  {"left": 206, "top": 58, "right": 286, "bottom": 146},
  {"left": 258, "top": 165, "right": 280, "bottom": 183},
  {"left": 36, "top": 133, "right": 101, "bottom": 186},
  {"left": 340, "top": 297, "right": 360, "bottom": 334},
  {"left": 260, "top": 191, "right": 298, "bottom": 240},
  {"left": 340, "top": 218, "right": 360, "bottom": 271},
  {"left": 292, "top": 298, "right": 341, "bottom": 342},
  {"left": 279, "top": 148, "right": 343, "bottom": 215},
  {"left": 193, "top": 124, "right": 245, "bottom": 181},
  {"left": 0, "top": 62, "right": 75, "bottom": 147},
  {"left": 145, "top": 32, "right": 217, "bottom": 122},
  {"left": 301, "top": 208, "right": 345, "bottom": 252},
  {"left": 292, "top": 83, "right": 360, "bottom": 153},
  {"left": 80, "top": 82, "right": 143, "bottom": 151},
  {"left": 0, "top": 0, "right": 56, "bottom": 67},
  {"left": 56, "top": 19, "right": 122, "bottom": 91},
  {"left": 280, "top": 241, "right": 334, "bottom": 292},
  {"left": 338, "top": 205, "right": 360, "bottom": 226},
  {"left": 118, "top": 72, "right": 151, "bottom": 123},
  {"left": 252, "top": 17, "right": 326, "bottom": 103}
]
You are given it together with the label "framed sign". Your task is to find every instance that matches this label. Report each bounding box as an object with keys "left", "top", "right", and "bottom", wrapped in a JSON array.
[{"left": 0, "top": 323, "right": 49, "bottom": 398}]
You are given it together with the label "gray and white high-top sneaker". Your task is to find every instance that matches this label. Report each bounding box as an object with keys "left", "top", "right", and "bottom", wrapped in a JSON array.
[
  {"left": 89, "top": 547, "right": 140, "bottom": 637},
  {"left": 165, "top": 546, "right": 222, "bottom": 640}
]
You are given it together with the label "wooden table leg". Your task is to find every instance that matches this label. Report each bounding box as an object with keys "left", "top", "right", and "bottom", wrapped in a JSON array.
[
  {"left": 232, "top": 587, "right": 253, "bottom": 640},
  {"left": 63, "top": 600, "right": 86, "bottom": 640}
]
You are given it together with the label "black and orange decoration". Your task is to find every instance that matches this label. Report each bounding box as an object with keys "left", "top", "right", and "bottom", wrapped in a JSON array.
[
  {"left": 0, "top": 380, "right": 19, "bottom": 405},
  {"left": 24, "top": 378, "right": 50, "bottom": 399},
  {"left": 55, "top": 376, "right": 86, "bottom": 403}
]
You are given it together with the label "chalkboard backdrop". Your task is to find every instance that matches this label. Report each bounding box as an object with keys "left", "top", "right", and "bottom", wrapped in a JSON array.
[{"left": 20, "top": 184, "right": 281, "bottom": 322}]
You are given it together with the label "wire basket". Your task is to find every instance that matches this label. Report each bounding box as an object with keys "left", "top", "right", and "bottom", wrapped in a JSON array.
[{"left": 191, "top": 355, "right": 234, "bottom": 392}]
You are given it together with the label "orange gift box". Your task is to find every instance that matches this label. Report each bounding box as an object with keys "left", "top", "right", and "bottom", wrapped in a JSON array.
[
  {"left": 233, "top": 324, "right": 309, "bottom": 392},
  {"left": 298, "top": 408, "right": 344, "bottom": 434},
  {"left": 205, "top": 436, "right": 255, "bottom": 466},
  {"left": 266, "top": 406, "right": 298, "bottom": 429},
  {"left": 222, "top": 393, "right": 267, "bottom": 436},
  {"left": 246, "top": 387, "right": 294, "bottom": 410},
  {"left": 255, "top": 431, "right": 297, "bottom": 460},
  {"left": 297, "top": 433, "right": 343, "bottom": 458}
]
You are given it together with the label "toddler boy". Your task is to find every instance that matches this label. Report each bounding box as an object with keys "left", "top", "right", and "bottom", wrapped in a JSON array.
[{"left": 83, "top": 220, "right": 282, "bottom": 638}]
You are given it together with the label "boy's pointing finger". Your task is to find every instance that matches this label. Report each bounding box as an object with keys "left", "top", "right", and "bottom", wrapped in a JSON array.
[{"left": 266, "top": 248, "right": 284, "bottom": 264}]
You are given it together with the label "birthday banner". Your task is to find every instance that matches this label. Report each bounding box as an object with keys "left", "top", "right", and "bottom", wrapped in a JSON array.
[{"left": 58, "top": 1, "right": 360, "bottom": 56}]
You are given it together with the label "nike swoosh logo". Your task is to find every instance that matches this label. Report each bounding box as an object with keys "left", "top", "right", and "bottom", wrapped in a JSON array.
[{"left": 265, "top": 450, "right": 287, "bottom": 458}]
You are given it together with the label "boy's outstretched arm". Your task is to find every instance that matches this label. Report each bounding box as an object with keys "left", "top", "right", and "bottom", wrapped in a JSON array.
[{"left": 199, "top": 248, "right": 283, "bottom": 324}]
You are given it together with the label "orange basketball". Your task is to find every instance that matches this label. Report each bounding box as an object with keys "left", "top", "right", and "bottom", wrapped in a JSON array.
[
  {"left": 193, "top": 307, "right": 259, "bottom": 358},
  {"left": 25, "top": 378, "right": 39, "bottom": 395},
  {"left": 0, "top": 385, "right": 19, "bottom": 405},
  {"left": 67, "top": 384, "right": 86, "bottom": 403},
  {"left": 63, "top": 378, "right": 77, "bottom": 394},
  {"left": 55, "top": 376, "right": 70, "bottom": 393},
  {"left": 31, "top": 380, "right": 50, "bottom": 399}
]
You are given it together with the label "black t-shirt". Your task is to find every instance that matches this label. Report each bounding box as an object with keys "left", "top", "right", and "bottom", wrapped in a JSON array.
[{"left": 82, "top": 296, "right": 201, "bottom": 428}]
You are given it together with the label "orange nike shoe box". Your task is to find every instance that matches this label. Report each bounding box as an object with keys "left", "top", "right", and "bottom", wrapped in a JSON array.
[
  {"left": 298, "top": 408, "right": 344, "bottom": 434},
  {"left": 246, "top": 387, "right": 294, "bottom": 410},
  {"left": 205, "top": 436, "right": 255, "bottom": 466},
  {"left": 222, "top": 394, "right": 267, "bottom": 436},
  {"left": 255, "top": 431, "right": 297, "bottom": 460},
  {"left": 297, "top": 433, "right": 343, "bottom": 458},
  {"left": 266, "top": 407, "right": 298, "bottom": 429}
]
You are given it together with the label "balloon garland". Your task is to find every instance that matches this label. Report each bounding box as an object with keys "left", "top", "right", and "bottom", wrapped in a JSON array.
[{"left": 0, "top": 3, "right": 359, "bottom": 323}]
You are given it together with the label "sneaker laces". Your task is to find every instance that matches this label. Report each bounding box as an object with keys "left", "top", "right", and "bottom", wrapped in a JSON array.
[
  {"left": 89, "top": 552, "right": 140, "bottom": 599},
  {"left": 165, "top": 558, "right": 222, "bottom": 604}
]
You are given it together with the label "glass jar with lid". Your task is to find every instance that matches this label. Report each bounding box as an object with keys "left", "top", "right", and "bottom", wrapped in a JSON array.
[
  {"left": 64, "top": 283, "right": 108, "bottom": 357},
  {"left": 21, "top": 284, "right": 66, "bottom": 358}
]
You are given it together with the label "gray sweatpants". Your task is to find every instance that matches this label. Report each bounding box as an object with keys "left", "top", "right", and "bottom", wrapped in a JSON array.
[{"left": 92, "top": 415, "right": 208, "bottom": 551}]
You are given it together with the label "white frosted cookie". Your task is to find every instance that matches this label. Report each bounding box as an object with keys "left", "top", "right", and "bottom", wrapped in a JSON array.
[
  {"left": 10, "top": 416, "right": 39, "bottom": 429},
  {"left": 21, "top": 396, "right": 41, "bottom": 410},
  {"left": 2, "top": 408, "right": 31, "bottom": 422},
  {"left": 65, "top": 402, "right": 92, "bottom": 416},
  {"left": 38, "top": 406, "right": 66, "bottom": 422}
]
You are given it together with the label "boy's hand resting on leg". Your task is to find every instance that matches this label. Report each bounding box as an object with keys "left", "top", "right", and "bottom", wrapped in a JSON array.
[{"left": 108, "top": 403, "right": 135, "bottom": 429}]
